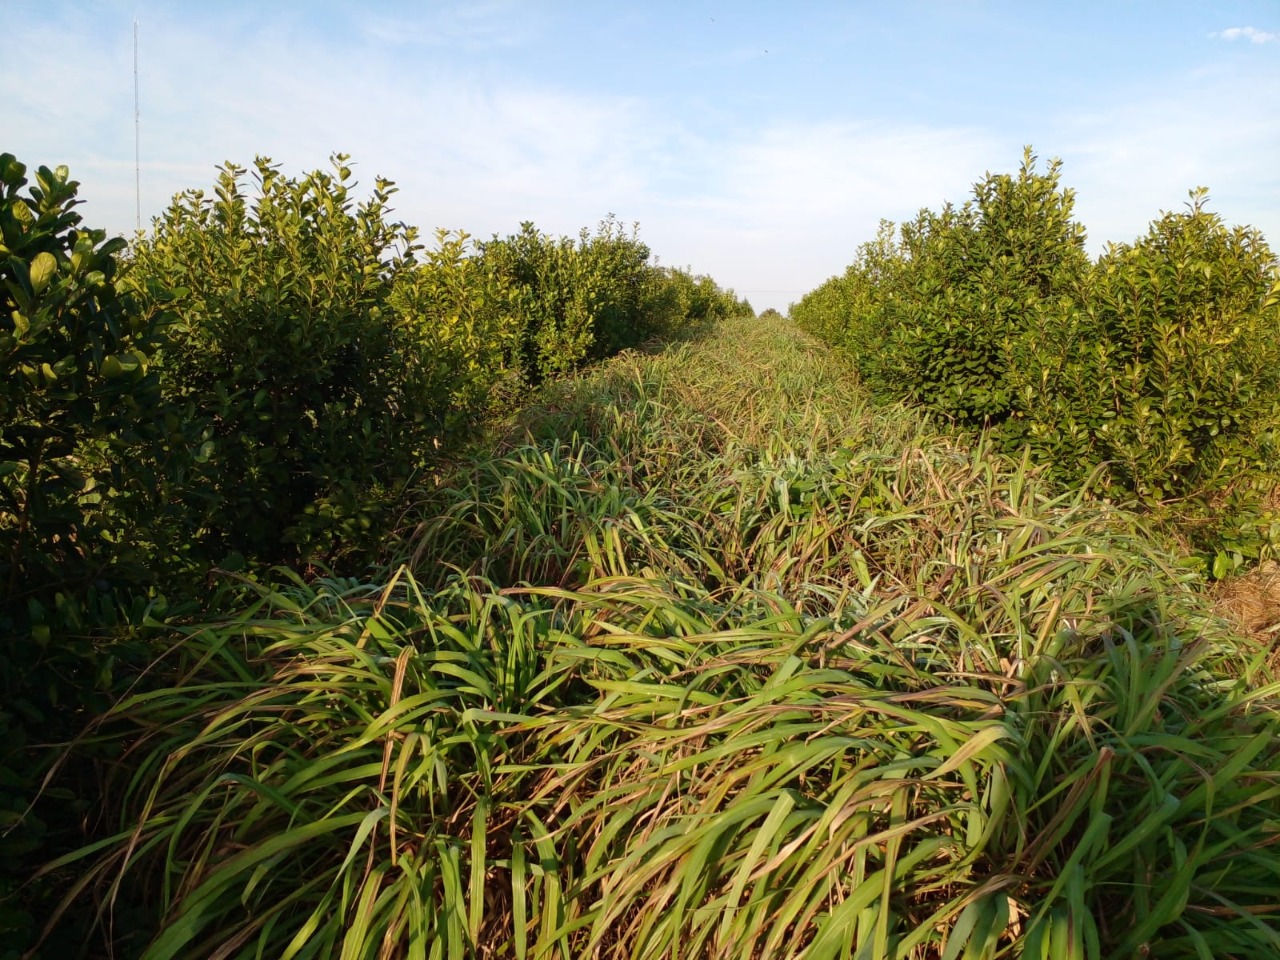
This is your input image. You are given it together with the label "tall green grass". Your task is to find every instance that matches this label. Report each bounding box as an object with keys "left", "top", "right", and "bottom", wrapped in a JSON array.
[{"left": 37, "top": 315, "right": 1280, "bottom": 958}]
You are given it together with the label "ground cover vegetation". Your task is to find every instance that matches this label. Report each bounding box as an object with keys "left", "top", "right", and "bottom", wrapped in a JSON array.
[
  {"left": 4, "top": 148, "right": 1280, "bottom": 958},
  {"left": 790, "top": 148, "right": 1280, "bottom": 580},
  {"left": 0, "top": 152, "right": 748, "bottom": 955},
  {"left": 11, "top": 298, "right": 1280, "bottom": 956}
]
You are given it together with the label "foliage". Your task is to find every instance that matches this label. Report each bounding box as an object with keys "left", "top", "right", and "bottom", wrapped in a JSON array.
[
  {"left": 0, "top": 153, "right": 173, "bottom": 957},
  {"left": 790, "top": 219, "right": 905, "bottom": 385},
  {"left": 478, "top": 218, "right": 637, "bottom": 382},
  {"left": 797, "top": 149, "right": 1089, "bottom": 425},
  {"left": 647, "top": 264, "right": 752, "bottom": 333},
  {"left": 0, "top": 154, "right": 171, "bottom": 627},
  {"left": 576, "top": 217, "right": 656, "bottom": 359},
  {"left": 1008, "top": 190, "right": 1280, "bottom": 548},
  {"left": 794, "top": 151, "right": 1280, "bottom": 567},
  {"left": 477, "top": 218, "right": 747, "bottom": 385},
  {"left": 387, "top": 228, "right": 518, "bottom": 429},
  {"left": 127, "top": 159, "right": 733, "bottom": 571},
  {"left": 127, "top": 155, "right": 436, "bottom": 567}
]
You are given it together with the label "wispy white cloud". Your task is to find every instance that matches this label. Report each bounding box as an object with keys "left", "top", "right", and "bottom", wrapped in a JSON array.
[
  {"left": 1, "top": 5, "right": 668, "bottom": 241},
  {"left": 1049, "top": 66, "right": 1280, "bottom": 254},
  {"left": 359, "top": 1, "right": 535, "bottom": 51},
  {"left": 650, "top": 123, "right": 1002, "bottom": 306},
  {"left": 1210, "top": 26, "right": 1278, "bottom": 44}
]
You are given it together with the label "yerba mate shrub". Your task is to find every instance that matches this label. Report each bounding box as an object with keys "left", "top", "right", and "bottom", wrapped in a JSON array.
[
  {"left": 576, "top": 215, "right": 654, "bottom": 360},
  {"left": 645, "top": 264, "right": 755, "bottom": 335},
  {"left": 791, "top": 219, "right": 904, "bottom": 385},
  {"left": 0, "top": 156, "right": 170, "bottom": 623},
  {"left": 387, "top": 228, "right": 515, "bottom": 430},
  {"left": 881, "top": 148, "right": 1089, "bottom": 423},
  {"left": 0, "top": 155, "right": 168, "bottom": 950},
  {"left": 791, "top": 150, "right": 1089, "bottom": 425},
  {"left": 792, "top": 152, "right": 1280, "bottom": 568},
  {"left": 1009, "top": 190, "right": 1280, "bottom": 565},
  {"left": 128, "top": 156, "right": 426, "bottom": 567},
  {"left": 480, "top": 217, "right": 659, "bottom": 383},
  {"left": 478, "top": 223, "right": 592, "bottom": 382}
]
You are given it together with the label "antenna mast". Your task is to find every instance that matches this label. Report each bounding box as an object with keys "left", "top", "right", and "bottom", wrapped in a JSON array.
[{"left": 133, "top": 17, "right": 141, "bottom": 233}]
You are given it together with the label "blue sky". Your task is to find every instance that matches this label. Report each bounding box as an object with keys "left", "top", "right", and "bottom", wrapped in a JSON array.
[{"left": 5, "top": 1, "right": 1279, "bottom": 313}]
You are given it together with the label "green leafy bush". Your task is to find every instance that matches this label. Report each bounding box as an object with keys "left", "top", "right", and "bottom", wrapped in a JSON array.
[
  {"left": 481, "top": 222, "right": 599, "bottom": 381},
  {"left": 575, "top": 216, "right": 654, "bottom": 359},
  {"left": 0, "top": 152, "right": 171, "bottom": 699},
  {"left": 795, "top": 151, "right": 1280, "bottom": 565},
  {"left": 128, "top": 155, "right": 436, "bottom": 566},
  {"left": 1008, "top": 190, "right": 1280, "bottom": 559},
  {"left": 792, "top": 149, "right": 1091, "bottom": 426},
  {"left": 648, "top": 264, "right": 753, "bottom": 333},
  {"left": 1, "top": 155, "right": 170, "bottom": 626},
  {"left": 1, "top": 153, "right": 169, "bottom": 957},
  {"left": 480, "top": 217, "right": 682, "bottom": 383},
  {"left": 1011, "top": 191, "right": 1280, "bottom": 499},
  {"left": 127, "top": 155, "right": 745, "bottom": 569},
  {"left": 791, "top": 219, "right": 904, "bottom": 380},
  {"left": 388, "top": 229, "right": 518, "bottom": 430},
  {"left": 882, "top": 150, "right": 1089, "bottom": 423}
]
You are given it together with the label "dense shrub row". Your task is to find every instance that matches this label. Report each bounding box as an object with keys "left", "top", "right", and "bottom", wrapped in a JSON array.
[
  {"left": 3, "top": 153, "right": 750, "bottom": 607},
  {"left": 792, "top": 148, "right": 1280, "bottom": 571},
  {"left": 0, "top": 152, "right": 749, "bottom": 950}
]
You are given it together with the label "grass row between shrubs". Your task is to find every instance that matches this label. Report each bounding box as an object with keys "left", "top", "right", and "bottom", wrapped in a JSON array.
[{"left": 34, "top": 313, "right": 1280, "bottom": 959}]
